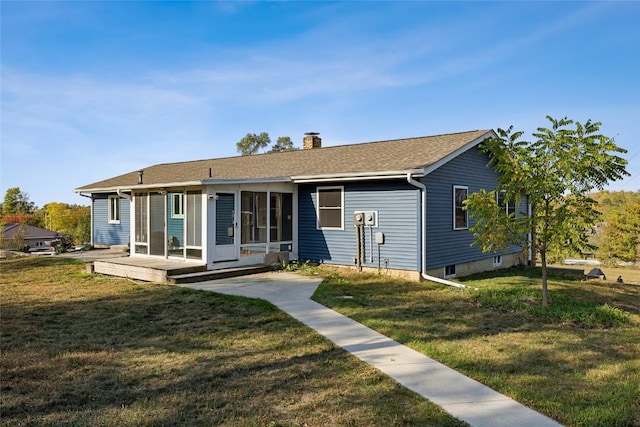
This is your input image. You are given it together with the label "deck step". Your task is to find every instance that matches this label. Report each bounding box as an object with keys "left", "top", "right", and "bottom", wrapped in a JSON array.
[{"left": 168, "top": 264, "right": 274, "bottom": 284}]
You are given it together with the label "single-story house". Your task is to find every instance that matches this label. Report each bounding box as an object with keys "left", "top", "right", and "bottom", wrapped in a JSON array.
[
  {"left": 1, "top": 223, "right": 62, "bottom": 252},
  {"left": 75, "top": 130, "right": 527, "bottom": 280}
]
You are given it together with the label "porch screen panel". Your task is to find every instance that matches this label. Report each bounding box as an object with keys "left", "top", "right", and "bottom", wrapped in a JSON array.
[
  {"left": 241, "top": 191, "right": 267, "bottom": 244},
  {"left": 134, "top": 193, "right": 148, "bottom": 255},
  {"left": 168, "top": 192, "right": 184, "bottom": 257},
  {"left": 186, "top": 191, "right": 202, "bottom": 259},
  {"left": 149, "top": 193, "right": 165, "bottom": 256},
  {"left": 135, "top": 193, "right": 148, "bottom": 243},
  {"left": 270, "top": 192, "right": 293, "bottom": 242}
]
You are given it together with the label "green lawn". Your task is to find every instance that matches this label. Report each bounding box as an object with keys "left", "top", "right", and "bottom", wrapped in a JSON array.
[
  {"left": 0, "top": 257, "right": 465, "bottom": 427},
  {"left": 312, "top": 265, "right": 640, "bottom": 427}
]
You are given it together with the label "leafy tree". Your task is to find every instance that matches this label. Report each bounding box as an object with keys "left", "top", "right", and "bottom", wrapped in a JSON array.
[
  {"left": 236, "top": 133, "right": 298, "bottom": 155},
  {"left": 597, "top": 198, "right": 640, "bottom": 264},
  {"left": 42, "top": 203, "right": 90, "bottom": 244},
  {"left": 236, "top": 132, "right": 271, "bottom": 156},
  {"left": 3, "top": 187, "right": 35, "bottom": 215},
  {"left": 465, "top": 116, "right": 628, "bottom": 306},
  {"left": 269, "top": 136, "right": 299, "bottom": 153},
  {"left": 0, "top": 212, "right": 40, "bottom": 227}
]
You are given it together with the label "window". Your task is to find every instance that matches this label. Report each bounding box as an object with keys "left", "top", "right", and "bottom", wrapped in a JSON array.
[
  {"left": 171, "top": 193, "right": 184, "bottom": 218},
  {"left": 108, "top": 195, "right": 120, "bottom": 224},
  {"left": 496, "top": 191, "right": 516, "bottom": 216},
  {"left": 493, "top": 255, "right": 502, "bottom": 267},
  {"left": 317, "top": 187, "right": 343, "bottom": 229},
  {"left": 453, "top": 186, "right": 468, "bottom": 230},
  {"left": 444, "top": 264, "right": 456, "bottom": 278}
]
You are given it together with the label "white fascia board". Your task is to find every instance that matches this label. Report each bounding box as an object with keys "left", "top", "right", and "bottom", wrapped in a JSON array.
[
  {"left": 292, "top": 169, "right": 424, "bottom": 183},
  {"left": 74, "top": 181, "right": 203, "bottom": 193},
  {"left": 422, "top": 130, "right": 497, "bottom": 176},
  {"left": 201, "top": 177, "right": 292, "bottom": 185}
]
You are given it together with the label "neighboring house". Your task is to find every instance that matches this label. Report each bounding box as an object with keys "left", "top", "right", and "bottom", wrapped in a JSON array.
[
  {"left": 75, "top": 130, "right": 527, "bottom": 280},
  {"left": 1, "top": 223, "right": 62, "bottom": 251}
]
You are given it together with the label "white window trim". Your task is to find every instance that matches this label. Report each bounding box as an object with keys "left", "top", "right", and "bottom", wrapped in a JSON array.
[
  {"left": 316, "top": 186, "right": 344, "bottom": 230},
  {"left": 108, "top": 195, "right": 120, "bottom": 224},
  {"left": 171, "top": 193, "right": 184, "bottom": 219},
  {"left": 453, "top": 185, "right": 468, "bottom": 230},
  {"left": 493, "top": 255, "right": 502, "bottom": 267},
  {"left": 444, "top": 264, "right": 456, "bottom": 278}
]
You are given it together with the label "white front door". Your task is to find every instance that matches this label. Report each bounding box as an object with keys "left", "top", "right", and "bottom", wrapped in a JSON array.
[{"left": 213, "top": 192, "right": 237, "bottom": 262}]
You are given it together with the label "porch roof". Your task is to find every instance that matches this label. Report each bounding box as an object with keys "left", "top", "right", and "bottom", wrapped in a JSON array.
[{"left": 76, "top": 129, "right": 493, "bottom": 192}]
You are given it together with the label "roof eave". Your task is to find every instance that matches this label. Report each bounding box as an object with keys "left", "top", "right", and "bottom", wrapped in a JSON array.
[
  {"left": 291, "top": 169, "right": 425, "bottom": 183},
  {"left": 74, "top": 181, "right": 204, "bottom": 194},
  {"left": 201, "top": 177, "right": 293, "bottom": 185}
]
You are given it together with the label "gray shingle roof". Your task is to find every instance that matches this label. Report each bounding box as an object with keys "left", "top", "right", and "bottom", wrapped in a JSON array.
[{"left": 76, "top": 129, "right": 492, "bottom": 192}]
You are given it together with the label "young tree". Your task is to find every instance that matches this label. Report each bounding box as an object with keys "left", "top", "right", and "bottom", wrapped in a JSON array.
[
  {"left": 465, "top": 116, "right": 629, "bottom": 306},
  {"left": 236, "top": 132, "right": 271, "bottom": 156}
]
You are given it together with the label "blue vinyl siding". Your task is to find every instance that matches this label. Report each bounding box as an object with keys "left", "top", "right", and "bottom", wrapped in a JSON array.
[
  {"left": 93, "top": 194, "right": 130, "bottom": 246},
  {"left": 167, "top": 194, "right": 184, "bottom": 248},
  {"left": 298, "top": 181, "right": 420, "bottom": 271},
  {"left": 423, "top": 146, "right": 520, "bottom": 270}
]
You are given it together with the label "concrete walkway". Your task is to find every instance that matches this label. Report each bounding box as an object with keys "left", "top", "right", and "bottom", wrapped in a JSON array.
[{"left": 180, "top": 272, "right": 563, "bottom": 427}]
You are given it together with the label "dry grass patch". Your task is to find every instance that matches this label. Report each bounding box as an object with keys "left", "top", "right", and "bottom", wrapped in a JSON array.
[
  {"left": 1, "top": 257, "right": 465, "bottom": 427},
  {"left": 312, "top": 266, "right": 640, "bottom": 427}
]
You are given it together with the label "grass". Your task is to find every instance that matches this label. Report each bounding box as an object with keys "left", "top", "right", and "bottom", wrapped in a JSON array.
[
  {"left": 312, "top": 266, "right": 640, "bottom": 427},
  {"left": 0, "top": 257, "right": 465, "bottom": 427}
]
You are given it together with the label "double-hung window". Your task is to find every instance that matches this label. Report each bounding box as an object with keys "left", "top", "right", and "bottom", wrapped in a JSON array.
[
  {"left": 108, "top": 195, "right": 120, "bottom": 224},
  {"left": 453, "top": 186, "right": 468, "bottom": 230},
  {"left": 317, "top": 186, "right": 343, "bottom": 229},
  {"left": 496, "top": 191, "right": 516, "bottom": 216}
]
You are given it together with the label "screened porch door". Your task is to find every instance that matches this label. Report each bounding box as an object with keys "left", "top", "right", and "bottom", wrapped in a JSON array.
[
  {"left": 149, "top": 193, "right": 166, "bottom": 256},
  {"left": 213, "top": 193, "right": 237, "bottom": 261}
]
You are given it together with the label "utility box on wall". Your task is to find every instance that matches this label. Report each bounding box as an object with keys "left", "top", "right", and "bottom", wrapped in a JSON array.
[
  {"left": 364, "top": 211, "right": 377, "bottom": 227},
  {"left": 354, "top": 211, "right": 378, "bottom": 227},
  {"left": 353, "top": 212, "right": 364, "bottom": 225}
]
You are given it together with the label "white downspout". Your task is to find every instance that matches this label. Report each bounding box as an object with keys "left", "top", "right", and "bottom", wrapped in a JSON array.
[
  {"left": 406, "top": 173, "right": 475, "bottom": 290},
  {"left": 116, "top": 189, "right": 132, "bottom": 200}
]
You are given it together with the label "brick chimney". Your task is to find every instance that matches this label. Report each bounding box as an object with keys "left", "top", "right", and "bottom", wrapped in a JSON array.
[{"left": 303, "top": 132, "right": 321, "bottom": 149}]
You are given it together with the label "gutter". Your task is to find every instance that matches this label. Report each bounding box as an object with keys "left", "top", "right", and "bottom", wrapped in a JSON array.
[
  {"left": 293, "top": 169, "right": 424, "bottom": 183},
  {"left": 405, "top": 173, "right": 476, "bottom": 290}
]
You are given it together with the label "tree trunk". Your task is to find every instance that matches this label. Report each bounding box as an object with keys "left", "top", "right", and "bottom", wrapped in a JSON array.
[
  {"left": 530, "top": 204, "right": 536, "bottom": 267},
  {"left": 540, "top": 250, "right": 549, "bottom": 306}
]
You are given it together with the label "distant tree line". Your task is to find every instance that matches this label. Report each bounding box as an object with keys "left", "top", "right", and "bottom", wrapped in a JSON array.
[
  {"left": 1, "top": 187, "right": 90, "bottom": 248},
  {"left": 591, "top": 190, "right": 640, "bottom": 265}
]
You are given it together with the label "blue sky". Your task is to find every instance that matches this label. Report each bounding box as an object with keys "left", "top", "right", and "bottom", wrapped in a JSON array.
[{"left": 1, "top": 1, "right": 639, "bottom": 207}]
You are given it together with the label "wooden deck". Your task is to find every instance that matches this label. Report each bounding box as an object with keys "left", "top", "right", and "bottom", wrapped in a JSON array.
[{"left": 92, "top": 257, "right": 273, "bottom": 284}]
